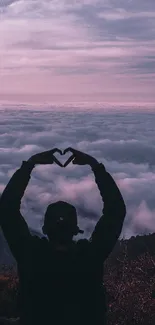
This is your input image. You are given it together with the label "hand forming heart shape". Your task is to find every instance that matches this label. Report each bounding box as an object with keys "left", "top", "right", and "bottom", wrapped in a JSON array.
[
  {"left": 30, "top": 147, "right": 96, "bottom": 167},
  {"left": 53, "top": 148, "right": 74, "bottom": 167}
]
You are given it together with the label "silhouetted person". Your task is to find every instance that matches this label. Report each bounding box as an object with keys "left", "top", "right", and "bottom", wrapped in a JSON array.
[{"left": 0, "top": 147, "right": 126, "bottom": 325}]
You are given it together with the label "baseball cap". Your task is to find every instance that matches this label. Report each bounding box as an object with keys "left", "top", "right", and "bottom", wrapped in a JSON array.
[{"left": 44, "top": 201, "right": 84, "bottom": 234}]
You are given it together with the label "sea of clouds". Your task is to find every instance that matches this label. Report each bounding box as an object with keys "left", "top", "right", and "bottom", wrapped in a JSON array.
[{"left": 0, "top": 106, "right": 155, "bottom": 240}]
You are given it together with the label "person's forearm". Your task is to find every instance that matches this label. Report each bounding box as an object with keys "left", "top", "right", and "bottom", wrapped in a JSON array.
[
  {"left": 91, "top": 162, "right": 126, "bottom": 217},
  {"left": 0, "top": 160, "right": 35, "bottom": 213}
]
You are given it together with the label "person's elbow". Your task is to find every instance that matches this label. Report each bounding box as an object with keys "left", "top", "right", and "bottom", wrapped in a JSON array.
[
  {"left": 111, "top": 198, "right": 126, "bottom": 219},
  {"left": 121, "top": 200, "right": 126, "bottom": 218},
  {"left": 0, "top": 195, "right": 14, "bottom": 217},
  {"left": 0, "top": 193, "right": 9, "bottom": 209},
  {"left": 115, "top": 202, "right": 126, "bottom": 239},
  {"left": 118, "top": 199, "right": 126, "bottom": 224},
  {"left": 0, "top": 196, "right": 6, "bottom": 212}
]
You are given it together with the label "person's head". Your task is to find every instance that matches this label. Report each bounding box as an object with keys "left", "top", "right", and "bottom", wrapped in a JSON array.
[{"left": 42, "top": 201, "right": 84, "bottom": 243}]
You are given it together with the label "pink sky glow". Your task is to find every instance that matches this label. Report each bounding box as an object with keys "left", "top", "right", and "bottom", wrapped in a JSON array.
[{"left": 0, "top": 0, "right": 155, "bottom": 105}]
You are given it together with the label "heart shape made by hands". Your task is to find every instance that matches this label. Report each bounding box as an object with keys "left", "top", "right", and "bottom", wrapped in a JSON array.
[{"left": 53, "top": 149, "right": 73, "bottom": 167}]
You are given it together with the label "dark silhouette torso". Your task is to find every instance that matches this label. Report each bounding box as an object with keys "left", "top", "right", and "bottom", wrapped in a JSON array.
[
  {"left": 18, "top": 236, "right": 106, "bottom": 325},
  {"left": 0, "top": 161, "right": 126, "bottom": 325}
]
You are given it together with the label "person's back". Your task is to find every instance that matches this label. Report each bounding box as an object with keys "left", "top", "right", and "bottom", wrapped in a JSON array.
[
  {"left": 18, "top": 236, "right": 106, "bottom": 325},
  {"left": 0, "top": 148, "right": 126, "bottom": 325}
]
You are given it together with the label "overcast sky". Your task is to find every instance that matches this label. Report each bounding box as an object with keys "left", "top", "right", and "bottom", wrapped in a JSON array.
[{"left": 0, "top": 0, "right": 155, "bottom": 104}]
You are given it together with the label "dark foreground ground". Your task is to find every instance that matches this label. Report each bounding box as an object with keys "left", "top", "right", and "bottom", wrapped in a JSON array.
[{"left": 0, "top": 233, "right": 155, "bottom": 325}]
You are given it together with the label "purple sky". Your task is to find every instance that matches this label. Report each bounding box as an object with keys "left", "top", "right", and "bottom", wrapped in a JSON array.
[{"left": 0, "top": 0, "right": 155, "bottom": 104}]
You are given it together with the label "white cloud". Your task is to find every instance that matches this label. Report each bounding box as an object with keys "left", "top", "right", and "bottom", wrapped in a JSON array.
[
  {"left": 0, "top": 108, "right": 155, "bottom": 239},
  {"left": 98, "top": 9, "right": 155, "bottom": 21}
]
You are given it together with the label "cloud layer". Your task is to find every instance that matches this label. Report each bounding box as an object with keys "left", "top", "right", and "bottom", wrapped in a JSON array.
[
  {"left": 0, "top": 107, "right": 155, "bottom": 240},
  {"left": 0, "top": 0, "right": 155, "bottom": 103}
]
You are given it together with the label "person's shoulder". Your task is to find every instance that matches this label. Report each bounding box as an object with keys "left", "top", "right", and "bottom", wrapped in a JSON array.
[
  {"left": 76, "top": 239, "right": 90, "bottom": 250},
  {"left": 77, "top": 239, "right": 89, "bottom": 245},
  {"left": 31, "top": 235, "right": 48, "bottom": 247}
]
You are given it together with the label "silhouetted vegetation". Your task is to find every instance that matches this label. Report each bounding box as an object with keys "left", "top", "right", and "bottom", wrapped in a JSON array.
[
  {"left": 0, "top": 233, "right": 155, "bottom": 325},
  {"left": 104, "top": 233, "right": 155, "bottom": 325}
]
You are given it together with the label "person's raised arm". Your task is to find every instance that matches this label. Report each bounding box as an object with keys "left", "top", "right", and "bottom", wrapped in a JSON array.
[
  {"left": 0, "top": 160, "right": 35, "bottom": 261},
  {"left": 89, "top": 162, "right": 126, "bottom": 261},
  {"left": 63, "top": 147, "right": 126, "bottom": 262},
  {"left": 0, "top": 148, "right": 63, "bottom": 262}
]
